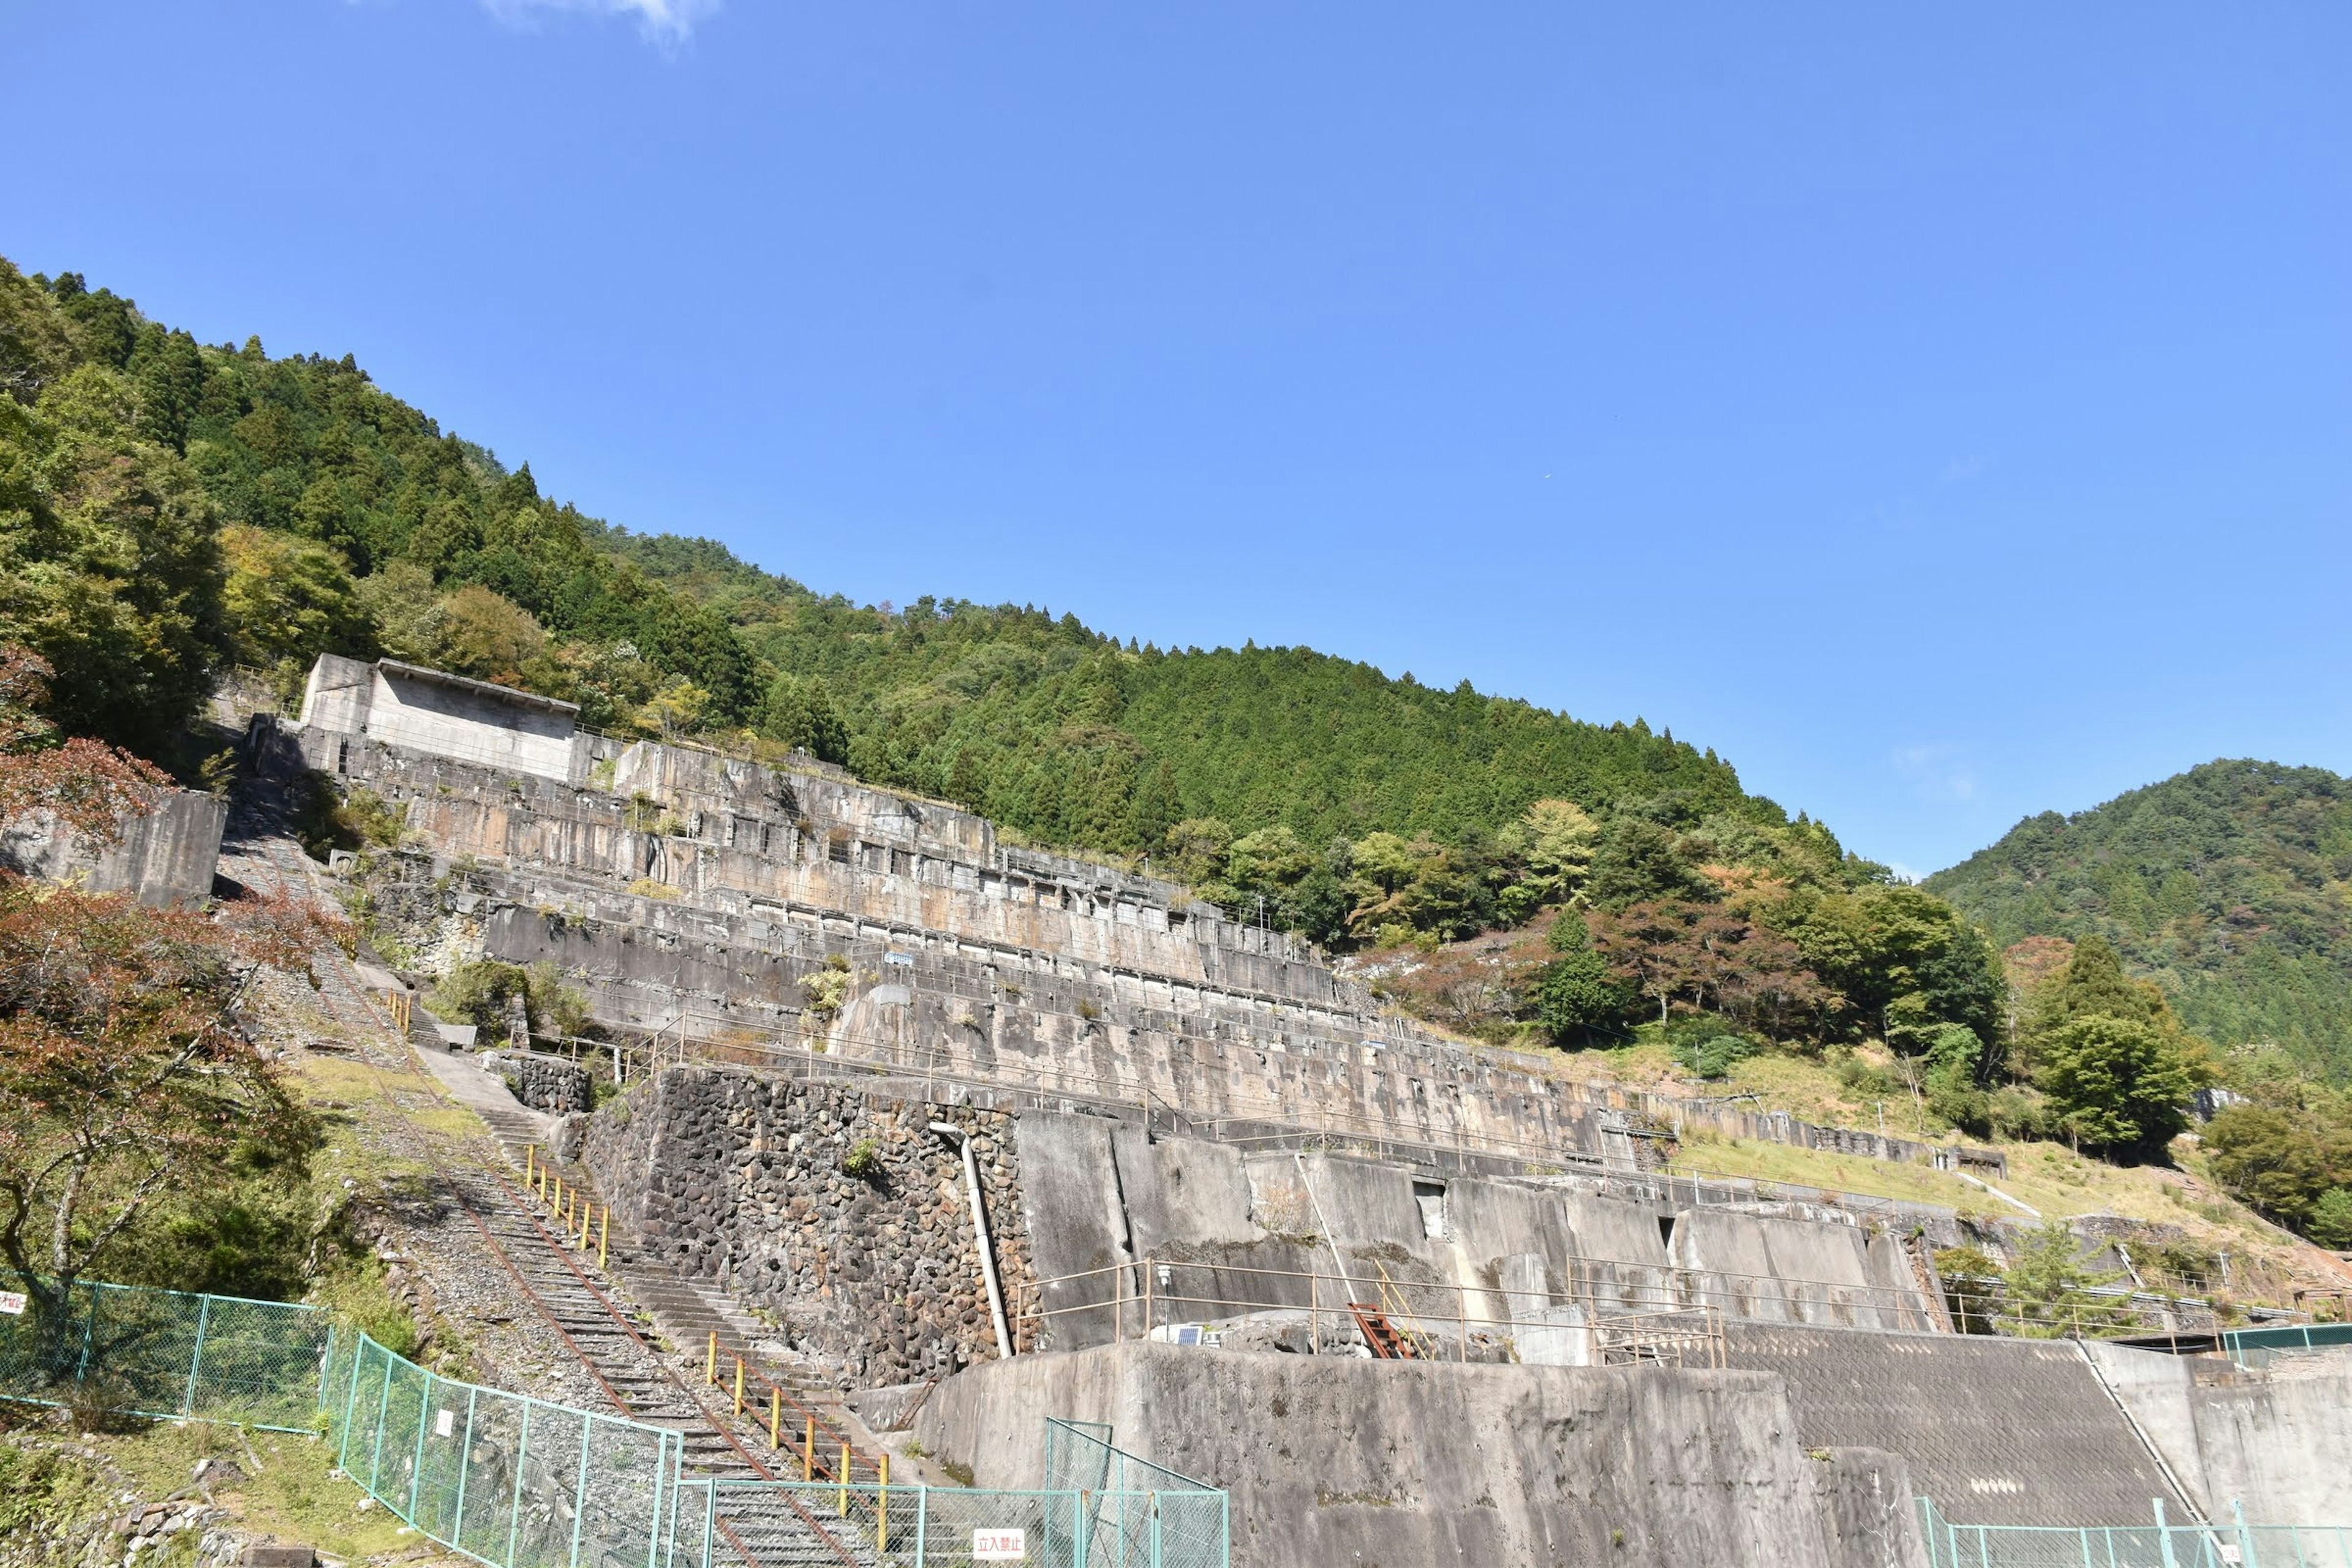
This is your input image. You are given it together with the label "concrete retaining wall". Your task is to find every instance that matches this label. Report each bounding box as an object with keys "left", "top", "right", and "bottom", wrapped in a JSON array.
[
  {"left": 2086, "top": 1341, "right": 2352, "bottom": 1526},
  {"left": 0, "top": 789, "right": 226, "bottom": 909},
  {"left": 913, "top": 1342, "right": 1932, "bottom": 1568},
  {"left": 1725, "top": 1322, "right": 2179, "bottom": 1526}
]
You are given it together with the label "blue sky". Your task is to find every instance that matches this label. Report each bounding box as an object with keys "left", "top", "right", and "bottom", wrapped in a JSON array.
[{"left": 9, "top": 2, "right": 2346, "bottom": 874}]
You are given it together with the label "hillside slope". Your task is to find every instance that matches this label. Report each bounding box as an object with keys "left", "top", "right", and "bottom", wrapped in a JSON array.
[
  {"left": 1928, "top": 760, "right": 2352, "bottom": 1076},
  {"left": 0, "top": 255, "right": 1786, "bottom": 915}
]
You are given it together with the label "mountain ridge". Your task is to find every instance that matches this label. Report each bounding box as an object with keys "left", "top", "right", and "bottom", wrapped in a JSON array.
[{"left": 1927, "top": 757, "right": 2352, "bottom": 1076}]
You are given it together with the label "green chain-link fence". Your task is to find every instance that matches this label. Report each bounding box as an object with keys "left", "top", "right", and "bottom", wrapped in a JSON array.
[
  {"left": 1044, "top": 1419, "right": 1229, "bottom": 1568},
  {"left": 2, "top": 1278, "right": 1227, "bottom": 1568},
  {"left": 672, "top": 1469, "right": 1228, "bottom": 1568},
  {"left": 325, "top": 1329, "right": 681, "bottom": 1568},
  {"left": 1920, "top": 1498, "right": 2352, "bottom": 1567},
  {"left": 0, "top": 1277, "right": 330, "bottom": 1431}
]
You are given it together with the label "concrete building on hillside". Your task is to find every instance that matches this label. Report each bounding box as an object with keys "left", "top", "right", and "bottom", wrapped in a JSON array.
[{"left": 299, "top": 655, "right": 581, "bottom": 783}]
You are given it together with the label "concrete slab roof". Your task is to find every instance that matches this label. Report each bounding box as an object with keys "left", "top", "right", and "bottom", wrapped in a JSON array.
[{"left": 375, "top": 658, "right": 582, "bottom": 717}]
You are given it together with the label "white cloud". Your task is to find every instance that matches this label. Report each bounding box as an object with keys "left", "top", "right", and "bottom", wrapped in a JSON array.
[
  {"left": 481, "top": 0, "right": 720, "bottom": 45},
  {"left": 1885, "top": 862, "right": 1925, "bottom": 885},
  {"left": 1892, "top": 744, "right": 1979, "bottom": 804},
  {"left": 1940, "top": 455, "right": 1986, "bottom": 483}
]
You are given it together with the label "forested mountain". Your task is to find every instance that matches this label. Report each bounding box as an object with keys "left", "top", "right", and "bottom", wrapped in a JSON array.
[
  {"left": 0, "top": 254, "right": 1773, "bottom": 918},
  {"left": 1928, "top": 761, "right": 2352, "bottom": 1077}
]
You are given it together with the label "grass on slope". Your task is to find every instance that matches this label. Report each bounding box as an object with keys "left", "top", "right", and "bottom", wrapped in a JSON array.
[{"left": 1502, "top": 1036, "right": 2335, "bottom": 1305}]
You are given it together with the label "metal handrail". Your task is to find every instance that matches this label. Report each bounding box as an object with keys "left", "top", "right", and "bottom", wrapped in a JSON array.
[{"left": 1009, "top": 1254, "right": 1729, "bottom": 1367}]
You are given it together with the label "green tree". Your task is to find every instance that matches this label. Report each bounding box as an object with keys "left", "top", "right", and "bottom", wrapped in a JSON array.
[
  {"left": 1161, "top": 818, "right": 1234, "bottom": 887},
  {"left": 2307, "top": 1189, "right": 2352, "bottom": 1251},
  {"left": 2038, "top": 1014, "right": 2194, "bottom": 1160},
  {"left": 1495, "top": 798, "right": 1599, "bottom": 921},
  {"left": 219, "top": 524, "right": 374, "bottom": 668},
  {"left": 2201, "top": 1106, "right": 2352, "bottom": 1231},
  {"left": 758, "top": 672, "right": 851, "bottom": 763},
  {"left": 0, "top": 372, "right": 227, "bottom": 752},
  {"left": 1531, "top": 910, "right": 1634, "bottom": 1046},
  {"left": 1585, "top": 816, "right": 1713, "bottom": 910},
  {"left": 1999, "top": 1223, "right": 2132, "bottom": 1338}
]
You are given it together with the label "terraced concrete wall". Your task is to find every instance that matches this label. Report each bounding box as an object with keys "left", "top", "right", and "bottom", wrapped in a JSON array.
[
  {"left": 1014, "top": 1111, "right": 1935, "bottom": 1348},
  {"left": 284, "top": 717, "right": 2000, "bottom": 1190},
  {"left": 913, "top": 1341, "right": 1932, "bottom": 1568},
  {"left": 1724, "top": 1322, "right": 2179, "bottom": 1527}
]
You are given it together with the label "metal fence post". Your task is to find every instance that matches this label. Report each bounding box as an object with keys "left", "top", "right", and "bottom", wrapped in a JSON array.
[
  {"left": 914, "top": 1484, "right": 925, "bottom": 1567},
  {"left": 409, "top": 1366, "right": 434, "bottom": 1523},
  {"left": 1151, "top": 1491, "right": 1162, "bottom": 1567},
  {"left": 571, "top": 1415, "right": 595, "bottom": 1567},
  {"left": 451, "top": 1386, "right": 477, "bottom": 1554},
  {"left": 183, "top": 1293, "right": 213, "bottom": 1417},
  {"left": 2155, "top": 1498, "right": 2178, "bottom": 1568},
  {"left": 507, "top": 1400, "right": 532, "bottom": 1568},
  {"left": 369, "top": 1349, "right": 394, "bottom": 1494},
  {"left": 643, "top": 1431, "right": 668, "bottom": 1568},
  {"left": 337, "top": 1336, "right": 366, "bottom": 1476},
  {"left": 2236, "top": 1499, "right": 2259, "bottom": 1568}
]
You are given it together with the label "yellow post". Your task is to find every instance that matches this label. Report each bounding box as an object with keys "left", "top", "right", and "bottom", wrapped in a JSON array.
[
  {"left": 837, "top": 1442, "right": 850, "bottom": 1515},
  {"left": 803, "top": 1416, "right": 815, "bottom": 1480},
  {"left": 524, "top": 1145, "right": 535, "bottom": 1186},
  {"left": 598, "top": 1208, "right": 609, "bottom": 1268},
  {"left": 768, "top": 1387, "right": 780, "bottom": 1448},
  {"left": 734, "top": 1355, "right": 745, "bottom": 1415},
  {"left": 878, "top": 1453, "right": 889, "bottom": 1550},
  {"left": 706, "top": 1331, "right": 717, "bottom": 1385},
  {"left": 580, "top": 1202, "right": 592, "bottom": 1249},
  {"left": 552, "top": 1172, "right": 563, "bottom": 1211}
]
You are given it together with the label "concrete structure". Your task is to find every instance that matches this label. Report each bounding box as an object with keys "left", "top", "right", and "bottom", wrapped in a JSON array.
[
  {"left": 2086, "top": 1341, "right": 2352, "bottom": 1526},
  {"left": 0, "top": 788, "right": 226, "bottom": 908},
  {"left": 914, "top": 1342, "right": 1934, "bottom": 1568},
  {"left": 285, "top": 654, "right": 2345, "bottom": 1563},
  {"left": 1724, "top": 1322, "right": 2177, "bottom": 1526},
  {"left": 273, "top": 654, "right": 2002, "bottom": 1191},
  {"left": 298, "top": 655, "right": 580, "bottom": 782}
]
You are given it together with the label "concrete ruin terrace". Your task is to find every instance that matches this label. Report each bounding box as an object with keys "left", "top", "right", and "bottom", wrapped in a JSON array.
[{"left": 184, "top": 655, "right": 2352, "bottom": 1566}]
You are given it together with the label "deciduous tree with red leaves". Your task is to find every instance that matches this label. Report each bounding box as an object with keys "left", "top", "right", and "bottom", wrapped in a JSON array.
[{"left": 0, "top": 647, "right": 318, "bottom": 1330}]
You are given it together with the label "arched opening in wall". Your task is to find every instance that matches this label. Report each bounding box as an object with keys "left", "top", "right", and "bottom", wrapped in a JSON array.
[{"left": 1412, "top": 1180, "right": 1448, "bottom": 1241}]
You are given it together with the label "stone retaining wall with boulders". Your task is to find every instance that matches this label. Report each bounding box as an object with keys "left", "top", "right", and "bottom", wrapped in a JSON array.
[
  {"left": 583, "top": 1066, "right": 1033, "bottom": 1388},
  {"left": 481, "top": 1050, "right": 592, "bottom": 1115}
]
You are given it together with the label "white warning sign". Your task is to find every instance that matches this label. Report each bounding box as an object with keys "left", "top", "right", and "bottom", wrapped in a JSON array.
[{"left": 973, "top": 1528, "right": 1027, "bottom": 1560}]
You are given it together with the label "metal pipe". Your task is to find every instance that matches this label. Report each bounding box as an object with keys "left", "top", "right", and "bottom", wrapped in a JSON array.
[{"left": 932, "top": 1122, "right": 1014, "bottom": 1359}]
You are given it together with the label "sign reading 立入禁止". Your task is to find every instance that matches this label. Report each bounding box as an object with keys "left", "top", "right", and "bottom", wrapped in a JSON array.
[
  {"left": 973, "top": 1528, "right": 1027, "bottom": 1560},
  {"left": 0, "top": 1292, "right": 25, "bottom": 1316}
]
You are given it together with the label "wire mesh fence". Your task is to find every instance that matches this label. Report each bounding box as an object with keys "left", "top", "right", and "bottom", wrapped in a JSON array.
[
  {"left": 1919, "top": 1499, "right": 2352, "bottom": 1568},
  {"left": 673, "top": 1473, "right": 1227, "bottom": 1568},
  {"left": 0, "top": 1277, "right": 1227, "bottom": 1568},
  {"left": 326, "top": 1330, "right": 680, "bottom": 1568},
  {"left": 0, "top": 1276, "right": 330, "bottom": 1431},
  {"left": 1044, "top": 1418, "right": 1229, "bottom": 1568}
]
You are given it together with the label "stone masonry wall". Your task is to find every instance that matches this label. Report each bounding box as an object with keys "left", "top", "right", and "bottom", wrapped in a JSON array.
[
  {"left": 480, "top": 1050, "right": 592, "bottom": 1115},
  {"left": 584, "top": 1067, "right": 1033, "bottom": 1387}
]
